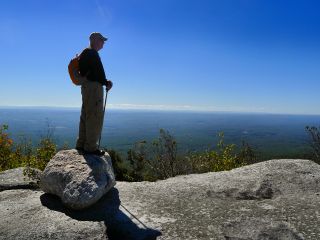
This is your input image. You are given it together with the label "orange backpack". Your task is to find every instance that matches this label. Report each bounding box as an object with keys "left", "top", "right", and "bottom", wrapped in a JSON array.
[{"left": 68, "top": 54, "right": 86, "bottom": 86}]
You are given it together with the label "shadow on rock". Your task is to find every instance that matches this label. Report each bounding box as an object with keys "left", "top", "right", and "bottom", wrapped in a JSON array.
[{"left": 40, "top": 187, "right": 161, "bottom": 240}]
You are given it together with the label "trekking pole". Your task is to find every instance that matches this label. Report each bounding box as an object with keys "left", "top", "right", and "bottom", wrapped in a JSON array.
[
  {"left": 120, "top": 203, "right": 149, "bottom": 229},
  {"left": 98, "top": 87, "right": 108, "bottom": 149}
]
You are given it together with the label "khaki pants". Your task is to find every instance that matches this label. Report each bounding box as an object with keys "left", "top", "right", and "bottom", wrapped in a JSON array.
[{"left": 76, "top": 80, "right": 104, "bottom": 152}]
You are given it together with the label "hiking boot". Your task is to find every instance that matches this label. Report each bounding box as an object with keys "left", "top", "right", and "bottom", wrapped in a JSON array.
[
  {"left": 76, "top": 147, "right": 84, "bottom": 152},
  {"left": 84, "top": 149, "right": 105, "bottom": 156},
  {"left": 75, "top": 147, "right": 84, "bottom": 154}
]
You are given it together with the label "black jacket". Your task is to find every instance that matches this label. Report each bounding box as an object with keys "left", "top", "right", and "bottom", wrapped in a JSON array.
[{"left": 79, "top": 48, "right": 107, "bottom": 85}]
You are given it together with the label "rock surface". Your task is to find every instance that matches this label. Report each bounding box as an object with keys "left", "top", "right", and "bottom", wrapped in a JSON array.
[
  {"left": 1, "top": 159, "right": 320, "bottom": 239},
  {"left": 0, "top": 167, "right": 41, "bottom": 191},
  {"left": 40, "top": 149, "right": 116, "bottom": 209}
]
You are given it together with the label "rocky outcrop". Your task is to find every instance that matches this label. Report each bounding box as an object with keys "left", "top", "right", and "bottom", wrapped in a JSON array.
[
  {"left": 1, "top": 159, "right": 320, "bottom": 239},
  {"left": 40, "top": 149, "right": 116, "bottom": 209},
  {"left": 0, "top": 167, "right": 41, "bottom": 191}
]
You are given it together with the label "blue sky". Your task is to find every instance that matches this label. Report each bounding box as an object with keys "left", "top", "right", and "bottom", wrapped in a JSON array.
[{"left": 0, "top": 0, "right": 320, "bottom": 114}]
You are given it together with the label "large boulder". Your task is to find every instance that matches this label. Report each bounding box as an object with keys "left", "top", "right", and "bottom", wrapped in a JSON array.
[{"left": 40, "top": 149, "right": 116, "bottom": 209}]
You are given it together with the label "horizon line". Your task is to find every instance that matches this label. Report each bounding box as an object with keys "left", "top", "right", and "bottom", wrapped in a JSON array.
[{"left": 0, "top": 105, "right": 320, "bottom": 116}]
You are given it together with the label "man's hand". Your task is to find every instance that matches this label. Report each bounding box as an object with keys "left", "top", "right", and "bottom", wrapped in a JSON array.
[{"left": 106, "top": 80, "right": 113, "bottom": 91}]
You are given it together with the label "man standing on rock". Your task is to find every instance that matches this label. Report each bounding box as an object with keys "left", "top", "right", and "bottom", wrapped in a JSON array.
[{"left": 76, "top": 32, "right": 113, "bottom": 156}]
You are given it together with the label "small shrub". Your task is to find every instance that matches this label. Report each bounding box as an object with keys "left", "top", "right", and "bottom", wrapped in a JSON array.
[
  {"left": 187, "top": 132, "right": 255, "bottom": 173},
  {"left": 0, "top": 124, "right": 57, "bottom": 172},
  {"left": 126, "top": 130, "right": 257, "bottom": 181},
  {"left": 306, "top": 126, "right": 320, "bottom": 163},
  {"left": 106, "top": 149, "right": 132, "bottom": 181},
  {"left": 35, "top": 137, "right": 57, "bottom": 170},
  {"left": 0, "top": 125, "right": 14, "bottom": 171},
  {"left": 238, "top": 140, "right": 258, "bottom": 165},
  {"left": 12, "top": 135, "right": 36, "bottom": 170},
  {"left": 150, "top": 129, "right": 178, "bottom": 179},
  {"left": 127, "top": 141, "right": 152, "bottom": 181},
  {"left": 126, "top": 129, "right": 191, "bottom": 181}
]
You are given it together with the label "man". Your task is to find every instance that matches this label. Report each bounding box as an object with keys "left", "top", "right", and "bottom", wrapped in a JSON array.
[{"left": 76, "top": 32, "right": 113, "bottom": 156}]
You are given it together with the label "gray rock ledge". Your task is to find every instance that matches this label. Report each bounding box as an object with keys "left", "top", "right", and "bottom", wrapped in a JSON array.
[
  {"left": 0, "top": 167, "right": 41, "bottom": 191},
  {"left": 1, "top": 159, "right": 320, "bottom": 239}
]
